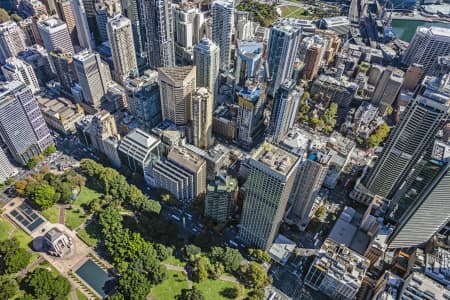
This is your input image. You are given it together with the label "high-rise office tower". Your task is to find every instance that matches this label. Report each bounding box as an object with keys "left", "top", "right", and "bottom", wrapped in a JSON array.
[
  {"left": 50, "top": 50, "right": 77, "bottom": 93},
  {"left": 430, "top": 56, "right": 450, "bottom": 79},
  {"left": 173, "top": 4, "right": 205, "bottom": 64},
  {"left": 0, "top": 21, "right": 27, "bottom": 64},
  {"left": 388, "top": 162, "right": 450, "bottom": 249},
  {"left": 125, "top": 70, "right": 162, "bottom": 131},
  {"left": 1, "top": 57, "right": 40, "bottom": 94},
  {"left": 402, "top": 26, "right": 450, "bottom": 76},
  {"left": 17, "top": 45, "right": 54, "bottom": 85},
  {"left": 289, "top": 150, "right": 331, "bottom": 230},
  {"left": 402, "top": 63, "right": 423, "bottom": 91},
  {"left": 73, "top": 49, "right": 109, "bottom": 108},
  {"left": 372, "top": 66, "right": 404, "bottom": 114},
  {"left": 71, "top": 0, "right": 95, "bottom": 49},
  {"left": 268, "top": 79, "right": 302, "bottom": 143},
  {"left": 37, "top": 16, "right": 74, "bottom": 54},
  {"left": 120, "top": 0, "right": 144, "bottom": 59},
  {"left": 0, "top": 148, "right": 17, "bottom": 184},
  {"left": 140, "top": 0, "right": 175, "bottom": 68},
  {"left": 0, "top": 81, "right": 53, "bottom": 165},
  {"left": 211, "top": 0, "right": 233, "bottom": 71},
  {"left": 18, "top": 18, "right": 39, "bottom": 46},
  {"left": 87, "top": 110, "right": 118, "bottom": 154},
  {"left": 363, "top": 74, "right": 450, "bottom": 199},
  {"left": 158, "top": 65, "right": 196, "bottom": 126},
  {"left": 267, "top": 19, "right": 302, "bottom": 96},
  {"left": 234, "top": 41, "right": 263, "bottom": 90},
  {"left": 236, "top": 81, "right": 266, "bottom": 149},
  {"left": 239, "top": 142, "right": 301, "bottom": 250},
  {"left": 303, "top": 45, "right": 324, "bottom": 81},
  {"left": 55, "top": 0, "right": 79, "bottom": 46},
  {"left": 204, "top": 175, "right": 238, "bottom": 223},
  {"left": 107, "top": 14, "right": 138, "bottom": 84},
  {"left": 193, "top": 38, "right": 219, "bottom": 99},
  {"left": 41, "top": 0, "right": 56, "bottom": 15},
  {"left": 95, "top": 0, "right": 121, "bottom": 43},
  {"left": 19, "top": 0, "right": 48, "bottom": 18},
  {"left": 80, "top": 0, "right": 98, "bottom": 41},
  {"left": 189, "top": 87, "right": 213, "bottom": 149}
]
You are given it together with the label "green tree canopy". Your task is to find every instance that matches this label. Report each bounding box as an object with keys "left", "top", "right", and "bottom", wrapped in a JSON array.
[
  {"left": 0, "top": 238, "right": 31, "bottom": 274},
  {"left": 242, "top": 262, "right": 269, "bottom": 289},
  {"left": 116, "top": 269, "right": 151, "bottom": 300},
  {"left": 24, "top": 268, "right": 71, "bottom": 299},
  {"left": 0, "top": 276, "right": 19, "bottom": 299},
  {"left": 176, "top": 286, "right": 205, "bottom": 300},
  {"left": 30, "top": 183, "right": 59, "bottom": 209}
]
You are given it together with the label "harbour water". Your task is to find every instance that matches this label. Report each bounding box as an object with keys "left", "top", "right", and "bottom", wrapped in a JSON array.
[{"left": 391, "top": 19, "right": 450, "bottom": 42}]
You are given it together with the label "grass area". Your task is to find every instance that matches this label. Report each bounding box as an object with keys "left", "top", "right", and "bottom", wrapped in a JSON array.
[
  {"left": 76, "top": 221, "right": 101, "bottom": 247},
  {"left": 195, "top": 279, "right": 241, "bottom": 300},
  {"left": 65, "top": 206, "right": 86, "bottom": 230},
  {"left": 65, "top": 186, "right": 102, "bottom": 230},
  {"left": 41, "top": 206, "right": 60, "bottom": 224},
  {"left": 74, "top": 186, "right": 102, "bottom": 207},
  {"left": 76, "top": 289, "right": 88, "bottom": 300},
  {"left": 280, "top": 6, "right": 312, "bottom": 19},
  {"left": 0, "top": 217, "right": 13, "bottom": 240},
  {"left": 151, "top": 270, "right": 189, "bottom": 300},
  {"left": 163, "top": 255, "right": 186, "bottom": 267}
]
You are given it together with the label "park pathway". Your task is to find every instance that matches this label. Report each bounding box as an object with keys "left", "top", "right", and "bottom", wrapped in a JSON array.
[
  {"left": 164, "top": 263, "right": 193, "bottom": 288},
  {"left": 59, "top": 205, "right": 66, "bottom": 224},
  {"left": 70, "top": 289, "right": 78, "bottom": 300},
  {"left": 17, "top": 256, "right": 44, "bottom": 277}
]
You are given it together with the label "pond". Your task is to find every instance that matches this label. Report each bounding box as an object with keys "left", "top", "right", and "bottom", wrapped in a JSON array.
[{"left": 75, "top": 259, "right": 115, "bottom": 297}]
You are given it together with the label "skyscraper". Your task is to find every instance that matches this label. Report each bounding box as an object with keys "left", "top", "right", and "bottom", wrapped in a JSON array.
[
  {"left": 0, "top": 81, "right": 52, "bottom": 165},
  {"left": 107, "top": 14, "right": 138, "bottom": 84},
  {"left": 303, "top": 45, "right": 323, "bottom": 81},
  {"left": 0, "top": 21, "right": 27, "bottom": 64},
  {"left": 71, "top": 0, "right": 95, "bottom": 49},
  {"left": 205, "top": 175, "right": 238, "bottom": 223},
  {"left": 268, "top": 80, "right": 302, "bottom": 143},
  {"left": 239, "top": 142, "right": 301, "bottom": 250},
  {"left": 124, "top": 70, "right": 162, "bottom": 131},
  {"left": 388, "top": 162, "right": 450, "bottom": 249},
  {"left": 289, "top": 150, "right": 331, "bottom": 230},
  {"left": 372, "top": 66, "right": 404, "bottom": 114},
  {"left": 236, "top": 81, "right": 266, "bottom": 149},
  {"left": 402, "top": 26, "right": 450, "bottom": 76},
  {"left": 140, "top": 0, "right": 175, "bottom": 68},
  {"left": 120, "top": 0, "right": 144, "bottom": 59},
  {"left": 189, "top": 87, "right": 213, "bottom": 149},
  {"left": 234, "top": 41, "right": 263, "bottom": 90},
  {"left": 50, "top": 50, "right": 77, "bottom": 93},
  {"left": 158, "top": 65, "right": 196, "bottom": 126},
  {"left": 363, "top": 74, "right": 450, "bottom": 199},
  {"left": 55, "top": 0, "right": 79, "bottom": 46},
  {"left": 95, "top": 0, "right": 121, "bottom": 43},
  {"left": 193, "top": 38, "right": 219, "bottom": 99},
  {"left": 267, "top": 19, "right": 302, "bottom": 96},
  {"left": 0, "top": 148, "right": 17, "bottom": 184},
  {"left": 37, "top": 16, "right": 74, "bottom": 55},
  {"left": 211, "top": 0, "right": 233, "bottom": 71},
  {"left": 73, "top": 49, "right": 109, "bottom": 108},
  {"left": 1, "top": 57, "right": 40, "bottom": 94}
]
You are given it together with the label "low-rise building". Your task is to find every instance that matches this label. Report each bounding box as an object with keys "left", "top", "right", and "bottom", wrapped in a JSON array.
[
  {"left": 37, "top": 96, "right": 85, "bottom": 134},
  {"left": 400, "top": 270, "right": 450, "bottom": 299},
  {"left": 319, "top": 16, "right": 350, "bottom": 36},
  {"left": 213, "top": 104, "right": 237, "bottom": 140},
  {"left": 304, "top": 238, "right": 370, "bottom": 300},
  {"left": 184, "top": 143, "right": 231, "bottom": 179},
  {"left": 311, "top": 74, "right": 358, "bottom": 108}
]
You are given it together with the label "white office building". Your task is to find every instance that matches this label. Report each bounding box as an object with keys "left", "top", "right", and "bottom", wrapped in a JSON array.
[
  {"left": 0, "top": 21, "right": 27, "bottom": 64},
  {"left": 211, "top": 0, "right": 234, "bottom": 71},
  {"left": 1, "top": 57, "right": 40, "bottom": 94}
]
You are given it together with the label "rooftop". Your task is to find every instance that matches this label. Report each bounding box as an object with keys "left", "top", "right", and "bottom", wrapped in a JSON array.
[
  {"left": 168, "top": 146, "right": 206, "bottom": 173},
  {"left": 252, "top": 142, "right": 299, "bottom": 176},
  {"left": 122, "top": 128, "right": 159, "bottom": 149},
  {"left": 37, "top": 96, "right": 83, "bottom": 120},
  {"left": 158, "top": 65, "right": 195, "bottom": 85},
  {"left": 44, "top": 227, "right": 65, "bottom": 243}
]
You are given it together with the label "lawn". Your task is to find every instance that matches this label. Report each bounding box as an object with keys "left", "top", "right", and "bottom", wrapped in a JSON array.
[
  {"left": 195, "top": 279, "right": 241, "bottom": 300},
  {"left": 65, "top": 186, "right": 102, "bottom": 230},
  {"left": 76, "top": 289, "right": 88, "bottom": 300},
  {"left": 151, "top": 270, "right": 189, "bottom": 300},
  {"left": 280, "top": 5, "right": 312, "bottom": 19},
  {"left": 74, "top": 186, "right": 102, "bottom": 207},
  {"left": 163, "top": 255, "right": 186, "bottom": 267},
  {"left": 0, "top": 217, "right": 13, "bottom": 240},
  {"left": 77, "top": 221, "right": 101, "bottom": 247},
  {"left": 41, "top": 206, "right": 60, "bottom": 224}
]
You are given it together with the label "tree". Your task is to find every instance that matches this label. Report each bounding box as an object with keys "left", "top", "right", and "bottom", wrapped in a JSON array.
[
  {"left": 177, "top": 287, "right": 205, "bottom": 300},
  {"left": 310, "top": 116, "right": 319, "bottom": 128},
  {"left": 193, "top": 256, "right": 211, "bottom": 282},
  {"left": 248, "top": 249, "right": 271, "bottom": 263},
  {"left": 247, "top": 288, "right": 265, "bottom": 300},
  {"left": 116, "top": 269, "right": 151, "bottom": 300},
  {"left": 221, "top": 286, "right": 243, "bottom": 299},
  {"left": 0, "top": 238, "right": 31, "bottom": 274},
  {"left": 301, "top": 91, "right": 310, "bottom": 101},
  {"left": 221, "top": 247, "right": 243, "bottom": 273},
  {"left": 154, "top": 243, "right": 172, "bottom": 261},
  {"left": 31, "top": 184, "right": 58, "bottom": 209},
  {"left": 0, "top": 276, "right": 18, "bottom": 299},
  {"left": 367, "top": 123, "right": 390, "bottom": 148},
  {"left": 242, "top": 262, "right": 269, "bottom": 288},
  {"left": 25, "top": 269, "right": 70, "bottom": 299},
  {"left": 26, "top": 156, "right": 41, "bottom": 169},
  {"left": 15, "top": 180, "right": 27, "bottom": 196},
  {"left": 43, "top": 144, "right": 56, "bottom": 156},
  {"left": 148, "top": 263, "right": 167, "bottom": 284},
  {"left": 209, "top": 261, "right": 224, "bottom": 279},
  {"left": 0, "top": 8, "right": 9, "bottom": 22},
  {"left": 185, "top": 244, "right": 201, "bottom": 260}
]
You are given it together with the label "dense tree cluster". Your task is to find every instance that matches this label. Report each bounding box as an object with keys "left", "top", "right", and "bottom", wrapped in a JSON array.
[
  {"left": 248, "top": 248, "right": 271, "bottom": 263},
  {"left": 26, "top": 145, "right": 57, "bottom": 169},
  {"left": 176, "top": 286, "right": 205, "bottom": 300},
  {"left": 297, "top": 95, "right": 338, "bottom": 134},
  {"left": 80, "top": 159, "right": 161, "bottom": 214},
  {"left": 0, "top": 238, "right": 31, "bottom": 274},
  {"left": 240, "top": 262, "right": 270, "bottom": 289},
  {"left": 15, "top": 169, "right": 86, "bottom": 209},
  {"left": 24, "top": 268, "right": 71, "bottom": 299},
  {"left": 366, "top": 123, "right": 390, "bottom": 148},
  {"left": 236, "top": 0, "right": 277, "bottom": 27}
]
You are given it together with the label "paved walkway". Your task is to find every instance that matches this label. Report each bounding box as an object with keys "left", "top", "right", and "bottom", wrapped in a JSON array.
[
  {"left": 70, "top": 289, "right": 78, "bottom": 300},
  {"left": 59, "top": 205, "right": 66, "bottom": 224},
  {"left": 18, "top": 256, "right": 45, "bottom": 277},
  {"left": 164, "top": 263, "right": 193, "bottom": 288}
]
